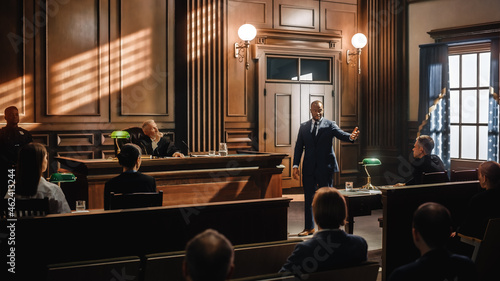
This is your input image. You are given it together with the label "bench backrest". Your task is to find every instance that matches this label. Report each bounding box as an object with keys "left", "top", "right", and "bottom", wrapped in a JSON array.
[
  {"left": 47, "top": 256, "right": 142, "bottom": 281},
  {"left": 143, "top": 239, "right": 302, "bottom": 281}
]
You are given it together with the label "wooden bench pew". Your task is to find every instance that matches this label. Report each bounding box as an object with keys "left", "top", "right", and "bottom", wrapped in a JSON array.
[
  {"left": 232, "top": 261, "right": 380, "bottom": 281},
  {"left": 0, "top": 197, "right": 291, "bottom": 280},
  {"left": 143, "top": 239, "right": 302, "bottom": 281},
  {"left": 47, "top": 256, "right": 142, "bottom": 281}
]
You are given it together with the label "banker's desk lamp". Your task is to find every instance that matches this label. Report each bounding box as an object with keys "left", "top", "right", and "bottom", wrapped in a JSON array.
[
  {"left": 360, "top": 158, "right": 381, "bottom": 190},
  {"left": 110, "top": 130, "right": 130, "bottom": 156},
  {"left": 49, "top": 173, "right": 77, "bottom": 183}
]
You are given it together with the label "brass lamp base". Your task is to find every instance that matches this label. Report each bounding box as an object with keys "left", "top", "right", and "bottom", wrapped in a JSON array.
[{"left": 361, "top": 174, "right": 377, "bottom": 190}]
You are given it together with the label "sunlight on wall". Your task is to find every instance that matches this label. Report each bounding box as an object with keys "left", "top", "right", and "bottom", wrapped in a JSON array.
[
  {"left": 49, "top": 28, "right": 152, "bottom": 115},
  {"left": 0, "top": 76, "right": 32, "bottom": 116}
]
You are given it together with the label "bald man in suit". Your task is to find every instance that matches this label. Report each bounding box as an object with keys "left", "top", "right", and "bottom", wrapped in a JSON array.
[{"left": 293, "top": 100, "right": 359, "bottom": 236}]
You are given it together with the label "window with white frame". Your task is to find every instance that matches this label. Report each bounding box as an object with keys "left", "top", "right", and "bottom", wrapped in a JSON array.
[{"left": 449, "top": 43, "right": 490, "bottom": 161}]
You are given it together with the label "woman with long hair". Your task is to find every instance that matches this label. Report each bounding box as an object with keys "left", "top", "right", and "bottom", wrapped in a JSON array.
[
  {"left": 457, "top": 161, "right": 500, "bottom": 239},
  {"left": 15, "top": 143, "right": 70, "bottom": 214}
]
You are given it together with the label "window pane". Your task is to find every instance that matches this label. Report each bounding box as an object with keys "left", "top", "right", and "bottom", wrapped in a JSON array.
[
  {"left": 479, "top": 89, "right": 489, "bottom": 124},
  {"left": 450, "top": 125, "right": 459, "bottom": 158},
  {"left": 300, "top": 59, "right": 330, "bottom": 82},
  {"left": 461, "top": 54, "right": 477, "bottom": 88},
  {"left": 479, "top": 52, "right": 491, "bottom": 87},
  {"left": 267, "top": 57, "right": 298, "bottom": 80},
  {"left": 461, "top": 90, "right": 477, "bottom": 124},
  {"left": 479, "top": 126, "right": 488, "bottom": 160},
  {"left": 449, "top": 55, "right": 460, "bottom": 88},
  {"left": 461, "top": 126, "right": 477, "bottom": 159},
  {"left": 450, "top": 90, "right": 460, "bottom": 123}
]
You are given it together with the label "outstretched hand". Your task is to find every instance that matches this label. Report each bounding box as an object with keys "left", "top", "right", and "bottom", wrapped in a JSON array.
[{"left": 350, "top": 127, "right": 360, "bottom": 141}]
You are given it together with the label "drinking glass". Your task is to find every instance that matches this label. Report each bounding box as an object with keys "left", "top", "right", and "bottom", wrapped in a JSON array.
[{"left": 219, "top": 143, "right": 228, "bottom": 156}]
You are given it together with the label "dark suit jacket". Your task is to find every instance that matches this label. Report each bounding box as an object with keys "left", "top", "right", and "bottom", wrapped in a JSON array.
[
  {"left": 139, "top": 135, "right": 180, "bottom": 157},
  {"left": 280, "top": 229, "right": 367, "bottom": 274},
  {"left": 406, "top": 154, "right": 447, "bottom": 185},
  {"left": 293, "top": 119, "right": 352, "bottom": 176},
  {"left": 104, "top": 171, "right": 157, "bottom": 209},
  {"left": 458, "top": 188, "right": 500, "bottom": 239},
  {"left": 388, "top": 248, "right": 476, "bottom": 281},
  {"left": 0, "top": 126, "right": 33, "bottom": 166}
]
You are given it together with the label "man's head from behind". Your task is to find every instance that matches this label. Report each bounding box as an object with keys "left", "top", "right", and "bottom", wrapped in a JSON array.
[
  {"left": 413, "top": 135, "right": 434, "bottom": 159},
  {"left": 313, "top": 187, "right": 347, "bottom": 230},
  {"left": 412, "top": 202, "right": 452, "bottom": 251},
  {"left": 184, "top": 229, "right": 234, "bottom": 281}
]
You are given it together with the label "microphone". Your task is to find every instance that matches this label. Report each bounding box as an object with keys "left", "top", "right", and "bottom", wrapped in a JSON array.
[{"left": 182, "top": 140, "right": 192, "bottom": 157}]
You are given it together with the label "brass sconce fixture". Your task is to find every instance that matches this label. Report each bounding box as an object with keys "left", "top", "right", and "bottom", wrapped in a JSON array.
[
  {"left": 234, "top": 24, "right": 257, "bottom": 70},
  {"left": 346, "top": 33, "right": 368, "bottom": 74}
]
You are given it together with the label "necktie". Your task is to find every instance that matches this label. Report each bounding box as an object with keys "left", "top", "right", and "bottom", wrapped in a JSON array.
[{"left": 312, "top": 121, "right": 318, "bottom": 138}]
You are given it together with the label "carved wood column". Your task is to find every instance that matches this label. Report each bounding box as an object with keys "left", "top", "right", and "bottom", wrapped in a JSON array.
[
  {"left": 186, "top": 0, "right": 225, "bottom": 153},
  {"left": 360, "top": 0, "right": 408, "bottom": 159}
]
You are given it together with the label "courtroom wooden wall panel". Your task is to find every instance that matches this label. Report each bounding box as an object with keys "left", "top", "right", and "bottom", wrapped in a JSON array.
[
  {"left": 118, "top": 0, "right": 170, "bottom": 117},
  {"left": 36, "top": 0, "right": 110, "bottom": 124},
  {"left": 274, "top": 0, "right": 320, "bottom": 32},
  {"left": 0, "top": 1, "right": 35, "bottom": 122}
]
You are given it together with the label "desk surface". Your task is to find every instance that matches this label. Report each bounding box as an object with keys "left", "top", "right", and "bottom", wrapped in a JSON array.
[
  {"left": 340, "top": 189, "right": 382, "bottom": 197},
  {"left": 56, "top": 152, "right": 287, "bottom": 175},
  {"left": 56, "top": 153, "right": 288, "bottom": 209}
]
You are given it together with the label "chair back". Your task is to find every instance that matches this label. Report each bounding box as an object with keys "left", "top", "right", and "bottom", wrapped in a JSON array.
[
  {"left": 108, "top": 191, "right": 163, "bottom": 210},
  {"left": 122, "top": 127, "right": 148, "bottom": 153},
  {"left": 421, "top": 171, "right": 449, "bottom": 184},
  {"left": 474, "top": 218, "right": 500, "bottom": 281},
  {"left": 1, "top": 197, "right": 50, "bottom": 219},
  {"left": 451, "top": 169, "right": 478, "bottom": 182}
]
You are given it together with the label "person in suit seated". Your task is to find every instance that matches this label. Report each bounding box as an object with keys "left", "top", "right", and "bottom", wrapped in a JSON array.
[
  {"left": 279, "top": 187, "right": 367, "bottom": 275},
  {"left": 389, "top": 202, "right": 476, "bottom": 281},
  {"left": 293, "top": 100, "right": 359, "bottom": 236},
  {"left": 140, "top": 119, "right": 184, "bottom": 158},
  {"left": 104, "top": 143, "right": 157, "bottom": 209},
  {"left": 404, "top": 135, "right": 447, "bottom": 185},
  {"left": 455, "top": 161, "right": 500, "bottom": 239},
  {"left": 7, "top": 143, "right": 70, "bottom": 214},
  {"left": 0, "top": 106, "right": 33, "bottom": 197},
  {"left": 183, "top": 229, "right": 234, "bottom": 281}
]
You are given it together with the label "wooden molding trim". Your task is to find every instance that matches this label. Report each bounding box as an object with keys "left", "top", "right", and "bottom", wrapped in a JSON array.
[{"left": 428, "top": 21, "right": 500, "bottom": 42}]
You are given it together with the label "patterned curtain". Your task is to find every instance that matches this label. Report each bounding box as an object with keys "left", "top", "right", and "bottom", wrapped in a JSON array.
[
  {"left": 489, "top": 38, "right": 499, "bottom": 161},
  {"left": 418, "top": 44, "right": 450, "bottom": 170}
]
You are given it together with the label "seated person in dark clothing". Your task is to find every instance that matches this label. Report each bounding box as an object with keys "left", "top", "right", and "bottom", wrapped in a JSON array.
[
  {"left": 8, "top": 143, "right": 70, "bottom": 214},
  {"left": 404, "top": 135, "right": 447, "bottom": 185},
  {"left": 279, "top": 187, "right": 367, "bottom": 275},
  {"left": 140, "top": 119, "right": 184, "bottom": 158},
  {"left": 183, "top": 229, "right": 235, "bottom": 281},
  {"left": 456, "top": 161, "right": 500, "bottom": 239},
  {"left": 0, "top": 106, "right": 33, "bottom": 197},
  {"left": 389, "top": 202, "right": 476, "bottom": 281},
  {"left": 104, "top": 144, "right": 157, "bottom": 209}
]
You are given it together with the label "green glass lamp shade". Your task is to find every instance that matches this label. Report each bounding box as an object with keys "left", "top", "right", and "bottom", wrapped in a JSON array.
[
  {"left": 49, "top": 173, "right": 77, "bottom": 183},
  {"left": 110, "top": 131, "right": 130, "bottom": 139},
  {"left": 361, "top": 158, "right": 381, "bottom": 166}
]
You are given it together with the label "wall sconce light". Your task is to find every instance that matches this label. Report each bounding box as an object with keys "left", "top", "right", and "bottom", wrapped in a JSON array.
[
  {"left": 234, "top": 24, "right": 257, "bottom": 70},
  {"left": 346, "top": 33, "right": 368, "bottom": 74}
]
